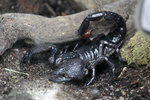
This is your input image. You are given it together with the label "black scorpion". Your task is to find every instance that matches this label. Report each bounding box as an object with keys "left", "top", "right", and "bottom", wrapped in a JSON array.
[{"left": 20, "top": 11, "right": 127, "bottom": 85}]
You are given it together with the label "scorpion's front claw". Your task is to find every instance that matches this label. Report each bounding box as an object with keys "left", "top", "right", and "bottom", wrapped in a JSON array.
[
  {"left": 49, "top": 67, "right": 65, "bottom": 75},
  {"left": 20, "top": 43, "right": 58, "bottom": 69},
  {"left": 49, "top": 67, "right": 72, "bottom": 82},
  {"left": 49, "top": 58, "right": 88, "bottom": 83},
  {"left": 49, "top": 66, "right": 73, "bottom": 82}
]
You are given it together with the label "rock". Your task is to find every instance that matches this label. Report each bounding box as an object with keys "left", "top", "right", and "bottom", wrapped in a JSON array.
[{"left": 118, "top": 96, "right": 124, "bottom": 100}]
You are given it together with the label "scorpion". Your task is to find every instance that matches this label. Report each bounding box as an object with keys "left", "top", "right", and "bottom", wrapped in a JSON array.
[{"left": 20, "top": 11, "right": 127, "bottom": 85}]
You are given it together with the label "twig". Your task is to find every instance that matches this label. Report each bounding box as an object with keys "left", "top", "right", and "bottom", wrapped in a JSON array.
[
  {"left": 43, "top": 3, "right": 57, "bottom": 17},
  {"left": 3, "top": 68, "right": 29, "bottom": 76}
]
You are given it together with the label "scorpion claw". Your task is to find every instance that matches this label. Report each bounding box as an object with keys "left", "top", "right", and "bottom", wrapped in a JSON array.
[
  {"left": 20, "top": 43, "right": 58, "bottom": 69},
  {"left": 49, "top": 77, "right": 72, "bottom": 82},
  {"left": 20, "top": 52, "right": 32, "bottom": 69},
  {"left": 49, "top": 68, "right": 65, "bottom": 75},
  {"left": 49, "top": 58, "right": 88, "bottom": 83}
]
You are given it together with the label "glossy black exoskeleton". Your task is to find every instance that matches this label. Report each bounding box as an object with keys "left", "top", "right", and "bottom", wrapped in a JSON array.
[{"left": 20, "top": 11, "right": 127, "bottom": 85}]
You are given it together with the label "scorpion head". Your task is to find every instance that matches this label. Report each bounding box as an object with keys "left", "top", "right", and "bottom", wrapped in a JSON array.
[{"left": 49, "top": 58, "right": 89, "bottom": 82}]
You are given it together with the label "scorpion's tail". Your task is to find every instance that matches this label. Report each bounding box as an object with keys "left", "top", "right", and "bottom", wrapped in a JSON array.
[{"left": 78, "top": 11, "right": 127, "bottom": 43}]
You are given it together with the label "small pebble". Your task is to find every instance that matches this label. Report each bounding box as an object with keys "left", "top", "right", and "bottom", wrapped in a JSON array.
[
  {"left": 121, "top": 90, "right": 126, "bottom": 96},
  {"left": 118, "top": 96, "right": 124, "bottom": 100}
]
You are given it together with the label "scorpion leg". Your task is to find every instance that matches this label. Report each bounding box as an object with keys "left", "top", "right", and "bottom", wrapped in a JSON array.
[
  {"left": 87, "top": 56, "right": 104, "bottom": 85},
  {"left": 115, "top": 48, "right": 127, "bottom": 64},
  {"left": 101, "top": 40, "right": 127, "bottom": 64},
  {"left": 63, "top": 45, "right": 69, "bottom": 53},
  {"left": 73, "top": 42, "right": 79, "bottom": 51},
  {"left": 100, "top": 40, "right": 118, "bottom": 48},
  {"left": 59, "top": 42, "right": 79, "bottom": 54},
  {"left": 20, "top": 43, "right": 57, "bottom": 68},
  {"left": 105, "top": 57, "right": 116, "bottom": 78},
  {"left": 87, "top": 67, "right": 95, "bottom": 85}
]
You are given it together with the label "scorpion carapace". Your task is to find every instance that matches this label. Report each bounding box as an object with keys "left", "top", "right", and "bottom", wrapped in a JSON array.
[{"left": 20, "top": 11, "right": 127, "bottom": 85}]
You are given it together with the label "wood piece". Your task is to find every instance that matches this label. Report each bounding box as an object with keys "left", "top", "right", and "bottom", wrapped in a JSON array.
[{"left": 0, "top": 0, "right": 138, "bottom": 55}]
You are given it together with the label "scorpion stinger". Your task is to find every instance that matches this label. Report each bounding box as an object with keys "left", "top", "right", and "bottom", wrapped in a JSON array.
[{"left": 78, "top": 11, "right": 126, "bottom": 44}]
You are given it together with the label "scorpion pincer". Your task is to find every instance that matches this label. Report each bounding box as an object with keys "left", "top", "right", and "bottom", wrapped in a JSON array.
[{"left": 20, "top": 11, "right": 127, "bottom": 85}]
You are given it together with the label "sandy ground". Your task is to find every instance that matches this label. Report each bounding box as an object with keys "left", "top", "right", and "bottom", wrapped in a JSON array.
[{"left": 0, "top": 42, "right": 150, "bottom": 100}]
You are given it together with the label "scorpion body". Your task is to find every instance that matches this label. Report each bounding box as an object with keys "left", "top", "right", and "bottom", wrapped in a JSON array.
[{"left": 20, "top": 11, "right": 127, "bottom": 85}]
